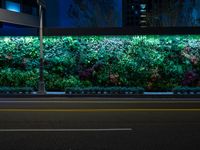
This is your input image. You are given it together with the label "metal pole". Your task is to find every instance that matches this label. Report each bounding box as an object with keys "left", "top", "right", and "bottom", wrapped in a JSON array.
[{"left": 38, "top": 4, "right": 45, "bottom": 95}]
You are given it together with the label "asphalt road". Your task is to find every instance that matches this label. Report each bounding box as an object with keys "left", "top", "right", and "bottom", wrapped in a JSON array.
[{"left": 0, "top": 97, "right": 200, "bottom": 150}]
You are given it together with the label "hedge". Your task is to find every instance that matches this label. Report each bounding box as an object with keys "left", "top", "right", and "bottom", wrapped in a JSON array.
[{"left": 0, "top": 36, "right": 200, "bottom": 91}]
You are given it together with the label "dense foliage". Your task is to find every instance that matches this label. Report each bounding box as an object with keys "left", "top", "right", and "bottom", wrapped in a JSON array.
[{"left": 0, "top": 35, "right": 199, "bottom": 91}]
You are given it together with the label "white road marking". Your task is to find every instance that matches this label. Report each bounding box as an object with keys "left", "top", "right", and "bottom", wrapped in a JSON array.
[
  {"left": 0, "top": 100, "right": 134, "bottom": 103},
  {"left": 0, "top": 128, "right": 133, "bottom": 132}
]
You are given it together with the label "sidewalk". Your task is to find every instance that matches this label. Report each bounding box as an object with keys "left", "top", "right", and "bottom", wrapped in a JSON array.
[
  {"left": 34, "top": 92, "right": 174, "bottom": 95},
  {"left": 0, "top": 92, "right": 200, "bottom": 99}
]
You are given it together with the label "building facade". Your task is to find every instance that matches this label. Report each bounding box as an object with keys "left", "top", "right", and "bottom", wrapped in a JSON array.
[
  {"left": 0, "top": 0, "right": 38, "bottom": 15},
  {"left": 123, "top": 0, "right": 149, "bottom": 27},
  {"left": 0, "top": 0, "right": 39, "bottom": 35},
  {"left": 1, "top": 0, "right": 200, "bottom": 30},
  {"left": 45, "top": 0, "right": 122, "bottom": 28},
  {"left": 148, "top": 0, "right": 200, "bottom": 27}
]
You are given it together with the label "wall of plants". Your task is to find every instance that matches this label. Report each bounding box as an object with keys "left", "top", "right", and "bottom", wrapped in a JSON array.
[{"left": 0, "top": 35, "right": 199, "bottom": 91}]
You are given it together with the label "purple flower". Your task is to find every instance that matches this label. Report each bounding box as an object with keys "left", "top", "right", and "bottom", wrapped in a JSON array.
[
  {"left": 79, "top": 68, "right": 93, "bottom": 80},
  {"left": 182, "top": 70, "right": 199, "bottom": 86}
]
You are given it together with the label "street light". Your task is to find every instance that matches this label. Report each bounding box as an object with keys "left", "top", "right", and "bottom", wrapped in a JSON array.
[{"left": 37, "top": 0, "right": 46, "bottom": 95}]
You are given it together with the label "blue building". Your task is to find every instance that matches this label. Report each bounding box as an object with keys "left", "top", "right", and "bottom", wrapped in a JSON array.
[
  {"left": 0, "top": 0, "right": 122, "bottom": 28},
  {"left": 0, "top": 0, "right": 39, "bottom": 35},
  {"left": 45, "top": 0, "right": 122, "bottom": 28},
  {"left": 0, "top": 0, "right": 200, "bottom": 31}
]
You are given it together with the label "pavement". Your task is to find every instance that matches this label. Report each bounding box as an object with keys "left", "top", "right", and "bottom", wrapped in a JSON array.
[{"left": 0, "top": 97, "right": 200, "bottom": 150}]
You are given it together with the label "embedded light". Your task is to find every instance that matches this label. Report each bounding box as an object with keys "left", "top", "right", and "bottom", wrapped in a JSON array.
[
  {"left": 140, "top": 4, "right": 146, "bottom": 10},
  {"left": 140, "top": 9, "right": 146, "bottom": 13},
  {"left": 141, "top": 15, "right": 147, "bottom": 18},
  {"left": 5, "top": 1, "right": 20, "bottom": 13},
  {"left": 140, "top": 20, "right": 147, "bottom": 23}
]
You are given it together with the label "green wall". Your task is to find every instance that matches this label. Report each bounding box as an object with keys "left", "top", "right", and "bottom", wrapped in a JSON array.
[{"left": 0, "top": 35, "right": 199, "bottom": 91}]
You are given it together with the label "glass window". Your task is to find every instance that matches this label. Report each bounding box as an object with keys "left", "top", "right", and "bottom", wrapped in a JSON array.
[{"left": 5, "top": 1, "right": 20, "bottom": 13}]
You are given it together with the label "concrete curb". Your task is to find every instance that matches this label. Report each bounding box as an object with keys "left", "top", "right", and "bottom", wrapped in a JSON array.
[{"left": 0, "top": 93, "right": 200, "bottom": 98}]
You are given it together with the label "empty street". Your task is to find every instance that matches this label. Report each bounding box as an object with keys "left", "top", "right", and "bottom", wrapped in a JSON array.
[{"left": 0, "top": 97, "right": 200, "bottom": 150}]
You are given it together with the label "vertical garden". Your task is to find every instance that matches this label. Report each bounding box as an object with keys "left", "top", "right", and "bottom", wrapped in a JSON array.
[{"left": 0, "top": 35, "right": 199, "bottom": 92}]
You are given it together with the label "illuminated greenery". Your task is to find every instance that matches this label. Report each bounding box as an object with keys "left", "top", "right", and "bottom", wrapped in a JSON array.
[{"left": 0, "top": 35, "right": 199, "bottom": 91}]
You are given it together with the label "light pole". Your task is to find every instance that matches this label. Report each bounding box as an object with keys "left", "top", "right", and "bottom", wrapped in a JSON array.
[{"left": 37, "top": 0, "right": 46, "bottom": 95}]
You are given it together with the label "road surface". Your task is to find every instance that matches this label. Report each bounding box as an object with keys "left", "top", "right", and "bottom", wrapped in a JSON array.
[{"left": 0, "top": 97, "right": 200, "bottom": 150}]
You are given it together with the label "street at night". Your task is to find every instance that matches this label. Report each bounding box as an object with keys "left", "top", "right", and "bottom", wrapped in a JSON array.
[
  {"left": 0, "top": 97, "right": 200, "bottom": 150},
  {"left": 1, "top": 1, "right": 200, "bottom": 149}
]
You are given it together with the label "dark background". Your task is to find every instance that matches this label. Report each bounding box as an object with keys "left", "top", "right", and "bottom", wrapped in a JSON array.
[{"left": 1, "top": 0, "right": 200, "bottom": 36}]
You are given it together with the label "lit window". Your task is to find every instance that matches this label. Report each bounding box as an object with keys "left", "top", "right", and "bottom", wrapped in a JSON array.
[
  {"left": 140, "top": 4, "right": 146, "bottom": 10},
  {"left": 140, "top": 4, "right": 146, "bottom": 12},
  {"left": 5, "top": 1, "right": 20, "bottom": 13}
]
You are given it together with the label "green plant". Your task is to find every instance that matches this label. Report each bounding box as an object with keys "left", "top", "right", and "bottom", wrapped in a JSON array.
[{"left": 0, "top": 35, "right": 200, "bottom": 92}]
